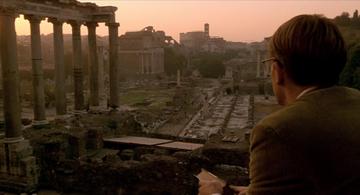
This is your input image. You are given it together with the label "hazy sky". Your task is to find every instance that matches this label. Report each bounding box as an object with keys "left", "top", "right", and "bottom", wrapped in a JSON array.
[{"left": 14, "top": 0, "right": 359, "bottom": 42}]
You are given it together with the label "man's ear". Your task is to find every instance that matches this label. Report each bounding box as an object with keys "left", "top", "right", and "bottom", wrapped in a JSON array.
[{"left": 273, "top": 62, "right": 285, "bottom": 86}]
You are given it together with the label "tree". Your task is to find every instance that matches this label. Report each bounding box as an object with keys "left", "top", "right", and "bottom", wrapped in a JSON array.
[
  {"left": 164, "top": 47, "right": 186, "bottom": 75},
  {"left": 340, "top": 43, "right": 360, "bottom": 90},
  {"left": 193, "top": 52, "right": 225, "bottom": 78},
  {"left": 334, "top": 12, "right": 351, "bottom": 26}
]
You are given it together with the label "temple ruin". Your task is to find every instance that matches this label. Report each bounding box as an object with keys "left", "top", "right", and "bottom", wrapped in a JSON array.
[
  {"left": 118, "top": 26, "right": 169, "bottom": 78},
  {"left": 0, "top": 0, "right": 119, "bottom": 191}
]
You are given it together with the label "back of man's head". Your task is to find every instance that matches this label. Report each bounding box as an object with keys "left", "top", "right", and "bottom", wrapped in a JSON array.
[{"left": 270, "top": 14, "right": 347, "bottom": 87}]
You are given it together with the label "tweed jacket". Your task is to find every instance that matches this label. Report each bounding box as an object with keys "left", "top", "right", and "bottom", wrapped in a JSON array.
[{"left": 248, "top": 86, "right": 360, "bottom": 195}]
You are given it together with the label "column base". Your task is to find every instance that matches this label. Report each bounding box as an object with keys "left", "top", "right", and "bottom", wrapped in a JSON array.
[
  {"left": 73, "top": 109, "right": 87, "bottom": 115},
  {"left": 109, "top": 107, "right": 119, "bottom": 113},
  {"left": 0, "top": 138, "right": 38, "bottom": 193},
  {"left": 55, "top": 114, "right": 71, "bottom": 121},
  {"left": 32, "top": 120, "right": 49, "bottom": 127},
  {"left": 88, "top": 106, "right": 106, "bottom": 113},
  {"left": 3, "top": 136, "right": 24, "bottom": 144}
]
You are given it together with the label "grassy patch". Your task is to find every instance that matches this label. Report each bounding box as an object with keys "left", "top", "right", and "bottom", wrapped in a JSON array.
[{"left": 120, "top": 88, "right": 175, "bottom": 109}]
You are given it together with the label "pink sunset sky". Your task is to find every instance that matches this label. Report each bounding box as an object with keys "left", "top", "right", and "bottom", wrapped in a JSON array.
[{"left": 15, "top": 0, "right": 360, "bottom": 42}]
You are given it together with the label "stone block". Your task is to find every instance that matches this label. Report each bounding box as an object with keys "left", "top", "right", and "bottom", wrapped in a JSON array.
[
  {"left": 7, "top": 140, "right": 34, "bottom": 176},
  {"left": 68, "top": 133, "right": 86, "bottom": 158},
  {"left": 120, "top": 149, "right": 134, "bottom": 160},
  {"left": 0, "top": 138, "right": 39, "bottom": 192},
  {"left": 86, "top": 129, "right": 103, "bottom": 150},
  {"left": 20, "top": 156, "right": 38, "bottom": 185},
  {"left": 202, "top": 143, "right": 250, "bottom": 167}
]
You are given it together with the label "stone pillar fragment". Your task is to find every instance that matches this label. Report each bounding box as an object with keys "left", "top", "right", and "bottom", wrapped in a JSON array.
[
  {"left": 25, "top": 15, "right": 48, "bottom": 126},
  {"left": 49, "top": 18, "right": 67, "bottom": 117},
  {"left": 0, "top": 10, "right": 22, "bottom": 139},
  {"left": 86, "top": 22, "right": 99, "bottom": 108},
  {"left": 106, "top": 22, "right": 120, "bottom": 109},
  {"left": 69, "top": 21, "right": 84, "bottom": 111}
]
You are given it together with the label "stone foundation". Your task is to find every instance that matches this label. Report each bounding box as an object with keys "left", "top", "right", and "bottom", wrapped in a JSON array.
[{"left": 0, "top": 138, "right": 38, "bottom": 192}]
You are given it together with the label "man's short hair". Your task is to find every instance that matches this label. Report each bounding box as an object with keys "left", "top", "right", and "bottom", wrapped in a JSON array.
[{"left": 269, "top": 14, "right": 347, "bottom": 87}]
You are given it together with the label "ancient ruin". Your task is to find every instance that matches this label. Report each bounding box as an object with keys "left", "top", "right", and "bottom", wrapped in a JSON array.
[
  {"left": 0, "top": 1, "right": 284, "bottom": 194},
  {"left": 118, "top": 26, "right": 167, "bottom": 78},
  {"left": 180, "top": 23, "right": 226, "bottom": 53},
  {"left": 0, "top": 0, "right": 119, "bottom": 191}
]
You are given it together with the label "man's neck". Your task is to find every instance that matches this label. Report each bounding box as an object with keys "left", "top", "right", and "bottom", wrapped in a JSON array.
[{"left": 284, "top": 85, "right": 318, "bottom": 105}]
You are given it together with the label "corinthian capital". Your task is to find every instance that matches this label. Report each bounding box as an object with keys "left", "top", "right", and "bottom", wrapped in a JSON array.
[{"left": 24, "top": 15, "right": 44, "bottom": 24}]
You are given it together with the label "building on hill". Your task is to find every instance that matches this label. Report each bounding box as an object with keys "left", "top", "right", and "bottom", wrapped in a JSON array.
[
  {"left": 118, "top": 26, "right": 177, "bottom": 78},
  {"left": 180, "top": 23, "right": 226, "bottom": 53}
]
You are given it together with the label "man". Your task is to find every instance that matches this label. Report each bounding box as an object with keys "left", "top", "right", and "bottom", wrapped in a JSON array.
[{"left": 199, "top": 14, "right": 360, "bottom": 195}]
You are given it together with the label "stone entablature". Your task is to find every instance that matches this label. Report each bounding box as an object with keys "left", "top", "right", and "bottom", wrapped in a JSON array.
[{"left": 0, "top": 0, "right": 117, "bottom": 23}]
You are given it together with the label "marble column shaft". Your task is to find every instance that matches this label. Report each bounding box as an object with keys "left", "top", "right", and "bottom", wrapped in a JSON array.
[
  {"left": 97, "top": 47, "right": 105, "bottom": 104},
  {"left": 256, "top": 51, "right": 261, "bottom": 78},
  {"left": 0, "top": 11, "right": 22, "bottom": 139},
  {"left": 151, "top": 52, "right": 154, "bottom": 74},
  {"left": 141, "top": 53, "right": 144, "bottom": 74},
  {"left": 26, "top": 15, "right": 47, "bottom": 123},
  {"left": 50, "top": 18, "right": 67, "bottom": 116},
  {"left": 106, "top": 22, "right": 120, "bottom": 109},
  {"left": 86, "top": 22, "right": 99, "bottom": 107},
  {"left": 70, "top": 21, "right": 84, "bottom": 111},
  {"left": 177, "top": 69, "right": 181, "bottom": 87}
]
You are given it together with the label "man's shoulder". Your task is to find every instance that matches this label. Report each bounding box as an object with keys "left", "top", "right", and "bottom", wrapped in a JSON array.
[
  {"left": 300, "top": 86, "right": 360, "bottom": 104},
  {"left": 258, "top": 101, "right": 312, "bottom": 134},
  {"left": 256, "top": 86, "right": 360, "bottom": 139}
]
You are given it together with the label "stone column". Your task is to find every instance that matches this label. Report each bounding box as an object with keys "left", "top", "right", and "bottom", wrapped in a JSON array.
[
  {"left": 69, "top": 21, "right": 84, "bottom": 111},
  {"left": 86, "top": 22, "right": 99, "bottom": 108},
  {"left": 98, "top": 46, "right": 105, "bottom": 106},
  {"left": 160, "top": 51, "right": 164, "bottom": 73},
  {"left": 158, "top": 52, "right": 162, "bottom": 73},
  {"left": 25, "top": 15, "right": 48, "bottom": 126},
  {"left": 49, "top": 18, "right": 67, "bottom": 117},
  {"left": 144, "top": 53, "right": 147, "bottom": 74},
  {"left": 263, "top": 58, "right": 267, "bottom": 78},
  {"left": 141, "top": 52, "right": 144, "bottom": 74},
  {"left": 256, "top": 51, "right": 261, "bottom": 78},
  {"left": 0, "top": 10, "right": 38, "bottom": 189},
  {"left": 106, "top": 22, "right": 120, "bottom": 109},
  {"left": 146, "top": 53, "right": 150, "bottom": 74},
  {"left": 150, "top": 52, "right": 154, "bottom": 74},
  {"left": 177, "top": 69, "right": 181, "bottom": 87},
  {"left": 0, "top": 10, "right": 22, "bottom": 140},
  {"left": 137, "top": 53, "right": 141, "bottom": 74},
  {"left": 148, "top": 54, "right": 151, "bottom": 74}
]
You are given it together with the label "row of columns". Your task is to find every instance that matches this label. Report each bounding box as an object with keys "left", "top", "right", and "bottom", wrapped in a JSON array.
[
  {"left": 139, "top": 51, "right": 164, "bottom": 74},
  {"left": 0, "top": 10, "right": 119, "bottom": 140}
]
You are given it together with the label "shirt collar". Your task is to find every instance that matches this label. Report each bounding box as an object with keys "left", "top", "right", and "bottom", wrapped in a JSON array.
[{"left": 296, "top": 86, "right": 319, "bottom": 100}]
